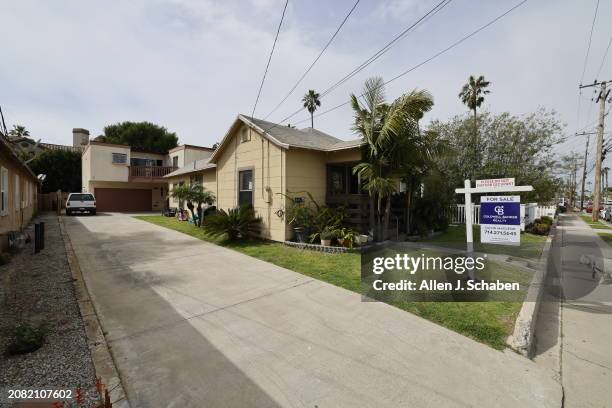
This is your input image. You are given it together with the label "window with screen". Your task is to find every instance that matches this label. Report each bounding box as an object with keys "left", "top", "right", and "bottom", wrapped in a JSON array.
[
  {"left": 172, "top": 156, "right": 179, "bottom": 168},
  {"left": 112, "top": 153, "right": 127, "bottom": 164},
  {"left": 238, "top": 170, "right": 253, "bottom": 206}
]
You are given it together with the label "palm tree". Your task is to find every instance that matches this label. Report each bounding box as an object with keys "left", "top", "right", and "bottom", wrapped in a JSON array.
[
  {"left": 351, "top": 77, "right": 434, "bottom": 241},
  {"left": 458, "top": 75, "right": 490, "bottom": 120},
  {"left": 8, "top": 125, "right": 30, "bottom": 139},
  {"left": 170, "top": 184, "right": 215, "bottom": 226},
  {"left": 302, "top": 90, "right": 321, "bottom": 128}
]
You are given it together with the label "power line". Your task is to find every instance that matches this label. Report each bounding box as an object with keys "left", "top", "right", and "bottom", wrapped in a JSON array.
[
  {"left": 318, "top": 0, "right": 453, "bottom": 99},
  {"left": 595, "top": 34, "right": 612, "bottom": 80},
  {"left": 263, "top": 0, "right": 361, "bottom": 120},
  {"left": 292, "top": 0, "right": 528, "bottom": 126},
  {"left": 574, "top": 0, "right": 601, "bottom": 140},
  {"left": 580, "top": 0, "right": 600, "bottom": 85},
  {"left": 267, "top": 0, "right": 452, "bottom": 126},
  {"left": 250, "top": 0, "right": 289, "bottom": 119}
]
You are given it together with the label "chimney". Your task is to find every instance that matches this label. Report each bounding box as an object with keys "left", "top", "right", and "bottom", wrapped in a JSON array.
[{"left": 72, "top": 128, "right": 90, "bottom": 147}]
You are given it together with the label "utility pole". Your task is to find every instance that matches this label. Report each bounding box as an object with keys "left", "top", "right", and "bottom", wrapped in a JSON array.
[
  {"left": 579, "top": 133, "right": 592, "bottom": 211},
  {"left": 580, "top": 80, "right": 610, "bottom": 221}
]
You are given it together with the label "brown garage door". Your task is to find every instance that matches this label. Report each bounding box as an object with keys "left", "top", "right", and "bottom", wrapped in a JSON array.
[{"left": 95, "top": 188, "right": 152, "bottom": 212}]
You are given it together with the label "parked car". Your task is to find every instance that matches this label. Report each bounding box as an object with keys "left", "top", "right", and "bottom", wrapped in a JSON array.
[
  {"left": 66, "top": 193, "right": 96, "bottom": 215},
  {"left": 604, "top": 205, "right": 612, "bottom": 222}
]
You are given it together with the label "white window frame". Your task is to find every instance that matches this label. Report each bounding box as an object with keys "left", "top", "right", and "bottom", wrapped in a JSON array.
[{"left": 0, "top": 167, "right": 8, "bottom": 216}]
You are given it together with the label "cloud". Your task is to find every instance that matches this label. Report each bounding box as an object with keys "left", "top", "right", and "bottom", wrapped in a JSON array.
[{"left": 0, "top": 0, "right": 609, "bottom": 159}]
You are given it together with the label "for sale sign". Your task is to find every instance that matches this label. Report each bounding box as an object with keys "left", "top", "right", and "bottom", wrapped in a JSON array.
[
  {"left": 475, "top": 178, "right": 515, "bottom": 188},
  {"left": 480, "top": 196, "right": 521, "bottom": 246}
]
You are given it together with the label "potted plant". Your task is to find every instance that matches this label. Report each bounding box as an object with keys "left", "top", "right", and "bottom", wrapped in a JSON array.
[
  {"left": 285, "top": 200, "right": 312, "bottom": 243},
  {"left": 338, "top": 228, "right": 358, "bottom": 248},
  {"left": 320, "top": 229, "right": 334, "bottom": 246}
]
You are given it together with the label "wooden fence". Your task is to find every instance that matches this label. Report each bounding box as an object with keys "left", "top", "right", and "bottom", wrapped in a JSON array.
[{"left": 39, "top": 192, "right": 68, "bottom": 212}]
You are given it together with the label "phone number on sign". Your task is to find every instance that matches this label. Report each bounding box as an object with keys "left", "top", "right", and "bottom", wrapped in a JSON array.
[{"left": 6, "top": 388, "right": 73, "bottom": 401}]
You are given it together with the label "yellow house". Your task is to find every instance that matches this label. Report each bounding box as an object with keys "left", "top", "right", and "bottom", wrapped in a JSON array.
[
  {"left": 0, "top": 135, "right": 40, "bottom": 250},
  {"left": 165, "top": 114, "right": 363, "bottom": 242}
]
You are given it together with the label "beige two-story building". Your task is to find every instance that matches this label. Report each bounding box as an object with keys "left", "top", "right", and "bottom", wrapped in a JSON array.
[
  {"left": 165, "top": 114, "right": 363, "bottom": 242},
  {"left": 81, "top": 133, "right": 213, "bottom": 212}
]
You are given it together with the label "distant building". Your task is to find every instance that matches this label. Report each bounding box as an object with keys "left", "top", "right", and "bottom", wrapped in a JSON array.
[{"left": 8, "top": 127, "right": 88, "bottom": 160}]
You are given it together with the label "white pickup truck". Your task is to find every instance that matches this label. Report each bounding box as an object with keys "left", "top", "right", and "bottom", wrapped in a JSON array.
[{"left": 66, "top": 193, "right": 96, "bottom": 215}]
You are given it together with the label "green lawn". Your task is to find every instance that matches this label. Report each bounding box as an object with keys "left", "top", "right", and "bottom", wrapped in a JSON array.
[
  {"left": 418, "top": 225, "right": 548, "bottom": 260},
  {"left": 135, "top": 216, "right": 529, "bottom": 349},
  {"left": 580, "top": 214, "right": 612, "bottom": 229},
  {"left": 598, "top": 232, "right": 612, "bottom": 244}
]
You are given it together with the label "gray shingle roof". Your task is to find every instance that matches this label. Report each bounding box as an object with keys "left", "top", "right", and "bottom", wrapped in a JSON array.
[
  {"left": 164, "top": 158, "right": 216, "bottom": 178},
  {"left": 241, "top": 115, "right": 362, "bottom": 151}
]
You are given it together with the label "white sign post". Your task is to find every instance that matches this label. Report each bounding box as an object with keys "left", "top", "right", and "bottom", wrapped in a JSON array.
[{"left": 455, "top": 179, "right": 533, "bottom": 254}]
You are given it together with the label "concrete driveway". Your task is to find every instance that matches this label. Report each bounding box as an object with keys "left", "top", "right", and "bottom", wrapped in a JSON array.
[{"left": 64, "top": 213, "right": 561, "bottom": 408}]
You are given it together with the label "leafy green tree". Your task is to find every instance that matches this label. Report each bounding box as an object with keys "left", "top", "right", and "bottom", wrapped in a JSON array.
[
  {"left": 430, "top": 109, "right": 564, "bottom": 203},
  {"left": 302, "top": 90, "right": 321, "bottom": 128},
  {"left": 351, "top": 77, "right": 434, "bottom": 240},
  {"left": 98, "top": 121, "right": 178, "bottom": 153},
  {"left": 458, "top": 75, "right": 491, "bottom": 120},
  {"left": 29, "top": 150, "right": 81, "bottom": 193}
]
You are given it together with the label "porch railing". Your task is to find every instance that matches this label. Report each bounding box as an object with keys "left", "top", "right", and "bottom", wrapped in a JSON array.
[{"left": 128, "top": 166, "right": 177, "bottom": 180}]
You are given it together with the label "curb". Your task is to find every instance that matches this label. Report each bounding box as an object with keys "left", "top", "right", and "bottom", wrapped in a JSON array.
[
  {"left": 506, "top": 219, "right": 556, "bottom": 357},
  {"left": 59, "top": 216, "right": 131, "bottom": 408}
]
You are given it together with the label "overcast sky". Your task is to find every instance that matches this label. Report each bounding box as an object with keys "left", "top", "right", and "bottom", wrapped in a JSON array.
[{"left": 1, "top": 0, "right": 611, "bottom": 168}]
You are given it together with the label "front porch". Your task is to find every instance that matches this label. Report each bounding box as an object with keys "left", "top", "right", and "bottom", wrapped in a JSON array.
[{"left": 325, "top": 162, "right": 405, "bottom": 236}]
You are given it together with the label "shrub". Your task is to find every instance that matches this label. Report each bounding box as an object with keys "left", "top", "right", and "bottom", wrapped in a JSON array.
[
  {"left": 205, "top": 206, "right": 262, "bottom": 240},
  {"left": 6, "top": 322, "right": 47, "bottom": 355},
  {"left": 320, "top": 229, "right": 335, "bottom": 241},
  {"left": 528, "top": 222, "right": 550, "bottom": 236},
  {"left": 540, "top": 216, "right": 553, "bottom": 225},
  {"left": 412, "top": 196, "right": 449, "bottom": 236}
]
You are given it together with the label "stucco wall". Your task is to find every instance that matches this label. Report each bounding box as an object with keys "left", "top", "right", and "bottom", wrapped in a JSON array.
[
  {"left": 215, "top": 123, "right": 286, "bottom": 241},
  {"left": 0, "top": 149, "right": 38, "bottom": 250},
  {"left": 184, "top": 148, "right": 213, "bottom": 166},
  {"left": 86, "top": 143, "right": 130, "bottom": 182},
  {"left": 89, "top": 181, "right": 166, "bottom": 211},
  {"left": 81, "top": 146, "right": 92, "bottom": 192}
]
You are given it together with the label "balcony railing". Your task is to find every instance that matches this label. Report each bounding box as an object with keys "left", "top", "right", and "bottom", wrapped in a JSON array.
[{"left": 128, "top": 166, "right": 177, "bottom": 181}]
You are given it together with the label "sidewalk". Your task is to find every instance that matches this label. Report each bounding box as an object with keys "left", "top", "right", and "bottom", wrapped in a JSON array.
[{"left": 534, "top": 213, "right": 612, "bottom": 407}]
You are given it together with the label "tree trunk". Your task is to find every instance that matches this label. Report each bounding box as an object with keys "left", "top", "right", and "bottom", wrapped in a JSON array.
[
  {"left": 383, "top": 195, "right": 391, "bottom": 241},
  {"left": 197, "top": 204, "right": 203, "bottom": 227},
  {"left": 311, "top": 112, "right": 314, "bottom": 128},
  {"left": 406, "top": 183, "right": 413, "bottom": 234},
  {"left": 369, "top": 194, "right": 376, "bottom": 239}
]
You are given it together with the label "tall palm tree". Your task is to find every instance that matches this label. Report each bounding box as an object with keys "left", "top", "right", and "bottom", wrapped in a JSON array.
[
  {"left": 351, "top": 77, "right": 434, "bottom": 240},
  {"left": 458, "top": 75, "right": 491, "bottom": 120},
  {"left": 302, "top": 90, "right": 321, "bottom": 128},
  {"left": 8, "top": 125, "right": 30, "bottom": 139}
]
